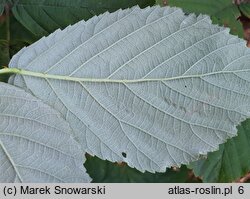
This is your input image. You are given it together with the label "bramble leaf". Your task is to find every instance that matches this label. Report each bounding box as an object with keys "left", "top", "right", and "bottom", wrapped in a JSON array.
[
  {"left": 0, "top": 83, "right": 91, "bottom": 182},
  {"left": 10, "top": 0, "right": 155, "bottom": 36},
  {"left": 9, "top": 6, "right": 250, "bottom": 173}
]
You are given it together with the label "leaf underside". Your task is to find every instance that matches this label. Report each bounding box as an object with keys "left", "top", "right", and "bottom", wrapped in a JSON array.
[
  {"left": 9, "top": 6, "right": 250, "bottom": 173},
  {"left": 0, "top": 83, "right": 91, "bottom": 182}
]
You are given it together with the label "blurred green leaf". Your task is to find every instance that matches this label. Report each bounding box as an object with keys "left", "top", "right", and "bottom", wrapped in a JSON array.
[
  {"left": 0, "top": 15, "right": 37, "bottom": 65},
  {"left": 239, "top": 2, "right": 250, "bottom": 18},
  {"left": 190, "top": 119, "right": 250, "bottom": 182},
  {"left": 0, "top": 0, "right": 155, "bottom": 75},
  {"left": 156, "top": 0, "right": 243, "bottom": 37},
  {"left": 9, "top": 0, "right": 155, "bottom": 36},
  {"left": 0, "top": 2, "right": 10, "bottom": 68},
  {"left": 0, "top": 67, "right": 10, "bottom": 82},
  {"left": 85, "top": 156, "right": 191, "bottom": 183},
  {"left": 0, "top": 0, "right": 6, "bottom": 15},
  {"left": 9, "top": 15, "right": 37, "bottom": 44},
  {"left": 0, "top": 41, "right": 8, "bottom": 66},
  {"left": 0, "top": 3, "right": 37, "bottom": 81}
]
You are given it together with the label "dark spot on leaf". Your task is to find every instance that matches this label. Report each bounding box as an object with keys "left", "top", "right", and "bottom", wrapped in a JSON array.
[{"left": 122, "top": 152, "right": 127, "bottom": 158}]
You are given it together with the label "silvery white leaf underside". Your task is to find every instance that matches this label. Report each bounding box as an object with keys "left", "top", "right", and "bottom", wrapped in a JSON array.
[
  {"left": 9, "top": 6, "right": 250, "bottom": 172},
  {"left": 0, "top": 83, "right": 91, "bottom": 182}
]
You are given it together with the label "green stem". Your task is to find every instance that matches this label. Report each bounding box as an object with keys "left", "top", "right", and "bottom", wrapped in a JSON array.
[
  {"left": 1, "top": 67, "right": 250, "bottom": 83},
  {"left": 0, "top": 67, "right": 21, "bottom": 75}
]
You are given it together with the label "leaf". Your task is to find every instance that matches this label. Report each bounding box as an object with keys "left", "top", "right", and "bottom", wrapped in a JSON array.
[
  {"left": 240, "top": 2, "right": 250, "bottom": 18},
  {"left": 0, "top": 0, "right": 6, "bottom": 15},
  {"left": 9, "top": 6, "right": 250, "bottom": 173},
  {"left": 10, "top": 0, "right": 155, "bottom": 36},
  {"left": 0, "top": 12, "right": 38, "bottom": 82},
  {"left": 0, "top": 2, "right": 38, "bottom": 68},
  {"left": 0, "top": 41, "right": 9, "bottom": 67},
  {"left": 0, "top": 66, "right": 10, "bottom": 82},
  {"left": 190, "top": 119, "right": 250, "bottom": 182},
  {"left": 237, "top": 4, "right": 250, "bottom": 47},
  {"left": 157, "top": 1, "right": 250, "bottom": 182},
  {"left": 0, "top": 83, "right": 91, "bottom": 182},
  {"left": 156, "top": 0, "right": 244, "bottom": 37},
  {"left": 0, "top": 1, "right": 9, "bottom": 67},
  {"left": 85, "top": 156, "right": 190, "bottom": 182}
]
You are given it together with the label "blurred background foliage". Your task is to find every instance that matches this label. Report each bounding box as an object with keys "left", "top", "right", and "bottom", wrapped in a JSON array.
[{"left": 0, "top": 0, "right": 250, "bottom": 183}]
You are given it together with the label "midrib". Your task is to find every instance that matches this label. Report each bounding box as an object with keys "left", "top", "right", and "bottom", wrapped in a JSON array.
[{"left": 0, "top": 67, "right": 250, "bottom": 83}]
